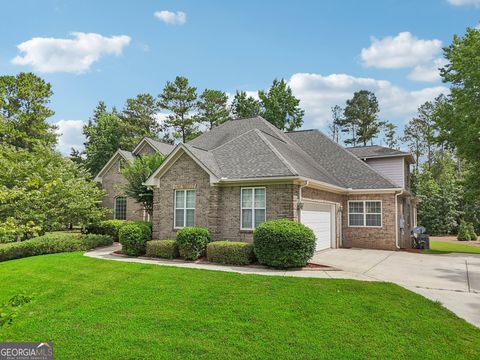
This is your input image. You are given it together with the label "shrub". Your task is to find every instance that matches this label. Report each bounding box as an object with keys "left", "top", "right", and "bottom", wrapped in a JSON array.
[
  {"left": 86, "top": 220, "right": 127, "bottom": 241},
  {"left": 207, "top": 241, "right": 254, "bottom": 265},
  {"left": 467, "top": 222, "right": 478, "bottom": 241},
  {"left": 457, "top": 222, "right": 471, "bottom": 241},
  {"left": 146, "top": 240, "right": 179, "bottom": 259},
  {"left": 176, "top": 227, "right": 212, "bottom": 260},
  {"left": 253, "top": 219, "right": 315, "bottom": 268},
  {"left": 119, "top": 223, "right": 152, "bottom": 256},
  {"left": 0, "top": 233, "right": 112, "bottom": 262}
]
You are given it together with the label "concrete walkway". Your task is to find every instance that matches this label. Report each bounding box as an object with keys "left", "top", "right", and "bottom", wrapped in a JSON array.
[{"left": 85, "top": 245, "right": 480, "bottom": 327}]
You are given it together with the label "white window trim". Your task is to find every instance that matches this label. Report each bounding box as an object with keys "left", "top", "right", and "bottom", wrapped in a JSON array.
[
  {"left": 114, "top": 196, "right": 127, "bottom": 220},
  {"left": 174, "top": 189, "right": 196, "bottom": 229},
  {"left": 240, "top": 187, "right": 266, "bottom": 231},
  {"left": 347, "top": 200, "right": 383, "bottom": 228}
]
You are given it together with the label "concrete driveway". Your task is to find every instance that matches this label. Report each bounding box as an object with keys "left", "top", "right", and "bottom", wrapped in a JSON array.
[{"left": 312, "top": 248, "right": 480, "bottom": 327}]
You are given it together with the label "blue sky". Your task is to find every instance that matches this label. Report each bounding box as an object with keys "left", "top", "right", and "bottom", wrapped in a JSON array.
[{"left": 0, "top": 0, "right": 478, "bottom": 153}]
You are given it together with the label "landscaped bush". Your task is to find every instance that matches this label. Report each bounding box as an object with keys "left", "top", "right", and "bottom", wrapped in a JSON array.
[
  {"left": 176, "top": 227, "right": 212, "bottom": 260},
  {"left": 457, "top": 222, "right": 471, "bottom": 241},
  {"left": 146, "top": 240, "right": 179, "bottom": 259},
  {"left": 253, "top": 219, "right": 315, "bottom": 268},
  {"left": 206, "top": 241, "right": 255, "bottom": 265},
  {"left": 0, "top": 233, "right": 112, "bottom": 262},
  {"left": 467, "top": 222, "right": 478, "bottom": 241},
  {"left": 86, "top": 220, "right": 127, "bottom": 241},
  {"left": 119, "top": 223, "right": 152, "bottom": 256}
]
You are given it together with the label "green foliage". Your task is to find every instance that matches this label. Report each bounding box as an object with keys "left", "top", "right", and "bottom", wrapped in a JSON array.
[
  {"left": 86, "top": 220, "right": 128, "bottom": 241},
  {"left": 146, "top": 240, "right": 179, "bottom": 259},
  {"left": 416, "top": 158, "right": 461, "bottom": 235},
  {"left": 439, "top": 27, "right": 480, "bottom": 169},
  {"left": 121, "top": 153, "right": 165, "bottom": 215},
  {"left": 258, "top": 79, "right": 304, "bottom": 131},
  {"left": 230, "top": 91, "right": 262, "bottom": 119},
  {"left": 0, "top": 145, "right": 107, "bottom": 239},
  {"left": 84, "top": 96, "right": 162, "bottom": 175},
  {"left": 197, "top": 89, "right": 230, "bottom": 129},
  {"left": 206, "top": 241, "right": 254, "bottom": 265},
  {"left": 383, "top": 122, "right": 398, "bottom": 149},
  {"left": 403, "top": 99, "right": 440, "bottom": 171},
  {"left": 328, "top": 105, "right": 342, "bottom": 143},
  {"left": 457, "top": 222, "right": 471, "bottom": 241},
  {"left": 0, "top": 232, "right": 112, "bottom": 262},
  {"left": 158, "top": 76, "right": 199, "bottom": 142},
  {"left": 253, "top": 219, "right": 315, "bottom": 268},
  {"left": 84, "top": 111, "right": 130, "bottom": 175},
  {"left": 466, "top": 222, "right": 477, "bottom": 241},
  {"left": 0, "top": 72, "right": 56, "bottom": 150},
  {"left": 340, "top": 90, "right": 383, "bottom": 146},
  {"left": 120, "top": 93, "right": 162, "bottom": 135},
  {"left": 176, "top": 227, "right": 212, "bottom": 260},
  {"left": 0, "top": 293, "right": 33, "bottom": 327},
  {"left": 118, "top": 222, "right": 152, "bottom": 256}
]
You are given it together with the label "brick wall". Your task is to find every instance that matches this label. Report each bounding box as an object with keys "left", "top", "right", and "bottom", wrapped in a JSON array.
[
  {"left": 342, "top": 193, "right": 397, "bottom": 250},
  {"left": 100, "top": 158, "right": 144, "bottom": 221},
  {"left": 151, "top": 152, "right": 297, "bottom": 241}
]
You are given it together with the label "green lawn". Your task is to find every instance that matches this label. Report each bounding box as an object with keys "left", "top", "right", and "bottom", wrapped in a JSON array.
[
  {"left": 0, "top": 253, "right": 479, "bottom": 359},
  {"left": 425, "top": 240, "right": 480, "bottom": 254}
]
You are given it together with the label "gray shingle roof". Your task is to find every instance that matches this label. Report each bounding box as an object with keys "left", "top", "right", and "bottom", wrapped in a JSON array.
[
  {"left": 346, "top": 145, "right": 410, "bottom": 159},
  {"left": 145, "top": 138, "right": 175, "bottom": 155},
  {"left": 285, "top": 130, "right": 397, "bottom": 189},
  {"left": 181, "top": 117, "right": 399, "bottom": 189},
  {"left": 118, "top": 149, "right": 134, "bottom": 162}
]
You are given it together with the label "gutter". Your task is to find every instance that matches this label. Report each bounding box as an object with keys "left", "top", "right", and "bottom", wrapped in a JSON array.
[
  {"left": 297, "top": 180, "right": 309, "bottom": 222},
  {"left": 394, "top": 189, "right": 404, "bottom": 249}
]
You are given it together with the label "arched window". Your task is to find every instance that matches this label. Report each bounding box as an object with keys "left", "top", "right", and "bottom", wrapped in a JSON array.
[{"left": 114, "top": 196, "right": 127, "bottom": 220}]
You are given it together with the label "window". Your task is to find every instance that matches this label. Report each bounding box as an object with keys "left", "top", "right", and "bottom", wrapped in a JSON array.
[
  {"left": 348, "top": 200, "right": 382, "bottom": 227},
  {"left": 118, "top": 159, "right": 128, "bottom": 173},
  {"left": 114, "top": 197, "right": 127, "bottom": 220},
  {"left": 175, "top": 190, "right": 196, "bottom": 228},
  {"left": 241, "top": 187, "right": 266, "bottom": 230}
]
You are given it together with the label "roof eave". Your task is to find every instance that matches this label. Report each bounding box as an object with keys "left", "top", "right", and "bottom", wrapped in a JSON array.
[{"left": 94, "top": 150, "right": 132, "bottom": 183}]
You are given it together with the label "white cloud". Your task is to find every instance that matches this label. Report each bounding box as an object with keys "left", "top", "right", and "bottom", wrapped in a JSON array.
[
  {"left": 360, "top": 32, "right": 442, "bottom": 69},
  {"left": 448, "top": 0, "right": 480, "bottom": 6},
  {"left": 408, "top": 58, "right": 448, "bottom": 82},
  {"left": 11, "top": 32, "right": 131, "bottom": 73},
  {"left": 154, "top": 10, "right": 186, "bottom": 25},
  {"left": 54, "top": 119, "right": 85, "bottom": 154},
  {"left": 287, "top": 72, "right": 448, "bottom": 129}
]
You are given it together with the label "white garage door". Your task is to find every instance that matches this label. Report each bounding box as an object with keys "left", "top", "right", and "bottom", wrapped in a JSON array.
[{"left": 301, "top": 203, "right": 335, "bottom": 251}]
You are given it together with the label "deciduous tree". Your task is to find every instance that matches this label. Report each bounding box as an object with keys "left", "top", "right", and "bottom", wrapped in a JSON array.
[{"left": 230, "top": 91, "right": 262, "bottom": 119}]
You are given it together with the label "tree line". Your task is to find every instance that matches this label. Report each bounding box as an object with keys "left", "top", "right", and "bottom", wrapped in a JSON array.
[{"left": 80, "top": 77, "right": 305, "bottom": 175}]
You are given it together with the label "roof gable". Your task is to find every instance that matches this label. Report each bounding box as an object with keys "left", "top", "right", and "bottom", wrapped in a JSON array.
[
  {"left": 132, "top": 137, "right": 174, "bottom": 156},
  {"left": 94, "top": 150, "right": 133, "bottom": 182},
  {"left": 346, "top": 145, "right": 412, "bottom": 161}
]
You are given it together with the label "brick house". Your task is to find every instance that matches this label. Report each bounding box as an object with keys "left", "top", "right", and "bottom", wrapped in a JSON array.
[
  {"left": 144, "top": 117, "right": 416, "bottom": 251},
  {"left": 94, "top": 137, "right": 174, "bottom": 221}
]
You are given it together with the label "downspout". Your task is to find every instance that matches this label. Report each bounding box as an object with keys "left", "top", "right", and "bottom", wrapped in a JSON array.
[
  {"left": 395, "top": 189, "right": 404, "bottom": 249},
  {"left": 298, "top": 180, "right": 309, "bottom": 222}
]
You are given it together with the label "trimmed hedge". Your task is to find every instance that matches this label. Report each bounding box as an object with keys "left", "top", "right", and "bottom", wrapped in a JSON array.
[
  {"left": 253, "top": 219, "right": 315, "bottom": 268},
  {"left": 119, "top": 222, "right": 152, "bottom": 256},
  {"left": 0, "top": 233, "right": 112, "bottom": 262},
  {"left": 86, "top": 220, "right": 127, "bottom": 241},
  {"left": 146, "top": 240, "right": 179, "bottom": 259},
  {"left": 176, "top": 227, "right": 211, "bottom": 260},
  {"left": 207, "top": 241, "right": 254, "bottom": 265}
]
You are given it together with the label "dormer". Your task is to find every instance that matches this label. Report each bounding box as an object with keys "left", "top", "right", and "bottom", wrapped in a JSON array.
[{"left": 346, "top": 145, "right": 414, "bottom": 190}]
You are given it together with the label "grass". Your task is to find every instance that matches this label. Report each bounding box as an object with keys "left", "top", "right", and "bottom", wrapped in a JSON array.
[
  {"left": 425, "top": 240, "right": 480, "bottom": 254},
  {"left": 0, "top": 253, "right": 479, "bottom": 359}
]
